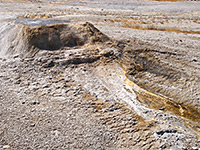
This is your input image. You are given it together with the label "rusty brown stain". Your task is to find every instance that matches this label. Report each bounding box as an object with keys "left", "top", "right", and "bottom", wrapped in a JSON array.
[{"left": 123, "top": 70, "right": 200, "bottom": 124}]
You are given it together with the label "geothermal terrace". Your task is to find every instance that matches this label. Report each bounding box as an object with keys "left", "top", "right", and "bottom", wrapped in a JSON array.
[{"left": 0, "top": 0, "right": 200, "bottom": 149}]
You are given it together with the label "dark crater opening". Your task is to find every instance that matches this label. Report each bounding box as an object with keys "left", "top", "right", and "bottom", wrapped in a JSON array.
[
  {"left": 26, "top": 22, "right": 109, "bottom": 51},
  {"left": 27, "top": 24, "right": 85, "bottom": 51},
  {"left": 60, "top": 33, "right": 84, "bottom": 47},
  {"left": 30, "top": 32, "right": 62, "bottom": 50}
]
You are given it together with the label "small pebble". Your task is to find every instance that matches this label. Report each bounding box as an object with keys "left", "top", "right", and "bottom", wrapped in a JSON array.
[{"left": 3, "top": 145, "right": 10, "bottom": 149}]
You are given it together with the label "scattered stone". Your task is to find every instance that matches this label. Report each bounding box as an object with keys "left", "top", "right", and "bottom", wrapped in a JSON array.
[
  {"left": 30, "top": 101, "right": 40, "bottom": 105},
  {"left": 99, "top": 48, "right": 114, "bottom": 57},
  {"left": 30, "top": 123, "right": 36, "bottom": 127},
  {"left": 42, "top": 84, "right": 50, "bottom": 88},
  {"left": 159, "top": 106, "right": 166, "bottom": 111},
  {"left": 43, "top": 60, "right": 55, "bottom": 68},
  {"left": 192, "top": 58, "right": 197, "bottom": 62},
  {"left": 2, "top": 145, "right": 10, "bottom": 149},
  {"left": 156, "top": 129, "right": 178, "bottom": 136},
  {"left": 51, "top": 96, "right": 66, "bottom": 101},
  {"left": 30, "top": 85, "right": 39, "bottom": 91},
  {"left": 15, "top": 79, "right": 21, "bottom": 84}
]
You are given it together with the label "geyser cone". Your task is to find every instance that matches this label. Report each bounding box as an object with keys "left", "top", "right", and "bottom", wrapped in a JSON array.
[{"left": 0, "top": 21, "right": 110, "bottom": 58}]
